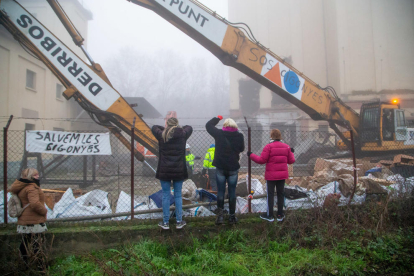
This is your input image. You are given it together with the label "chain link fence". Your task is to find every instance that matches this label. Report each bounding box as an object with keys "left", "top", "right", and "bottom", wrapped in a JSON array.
[{"left": 1, "top": 127, "right": 414, "bottom": 224}]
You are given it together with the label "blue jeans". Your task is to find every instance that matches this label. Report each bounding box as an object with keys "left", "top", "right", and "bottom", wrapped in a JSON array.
[
  {"left": 160, "top": 180, "right": 183, "bottom": 223},
  {"left": 216, "top": 169, "right": 239, "bottom": 215}
]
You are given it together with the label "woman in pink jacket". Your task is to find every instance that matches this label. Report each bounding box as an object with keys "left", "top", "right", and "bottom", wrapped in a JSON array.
[{"left": 247, "top": 129, "right": 295, "bottom": 222}]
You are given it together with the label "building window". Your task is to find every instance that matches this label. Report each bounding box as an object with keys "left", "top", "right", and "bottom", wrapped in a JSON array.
[
  {"left": 25, "top": 123, "right": 35, "bottom": 130},
  {"left": 53, "top": 127, "right": 64, "bottom": 132},
  {"left": 26, "top": 69, "right": 36, "bottom": 90},
  {"left": 56, "top": 83, "right": 64, "bottom": 100}
]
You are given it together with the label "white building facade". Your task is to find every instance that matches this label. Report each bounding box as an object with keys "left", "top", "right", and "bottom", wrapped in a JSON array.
[
  {"left": 228, "top": 0, "right": 414, "bottom": 132},
  {"left": 0, "top": 0, "right": 96, "bottom": 131}
]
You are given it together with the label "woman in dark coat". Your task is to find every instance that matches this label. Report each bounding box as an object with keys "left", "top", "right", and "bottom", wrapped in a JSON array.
[
  {"left": 206, "top": 116, "right": 244, "bottom": 225},
  {"left": 151, "top": 117, "right": 193, "bottom": 230}
]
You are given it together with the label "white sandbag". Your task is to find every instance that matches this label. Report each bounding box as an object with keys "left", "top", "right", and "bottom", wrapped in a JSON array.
[{"left": 182, "top": 179, "right": 198, "bottom": 201}]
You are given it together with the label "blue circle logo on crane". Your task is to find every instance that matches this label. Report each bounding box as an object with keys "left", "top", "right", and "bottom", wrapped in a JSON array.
[{"left": 283, "top": 71, "right": 300, "bottom": 94}]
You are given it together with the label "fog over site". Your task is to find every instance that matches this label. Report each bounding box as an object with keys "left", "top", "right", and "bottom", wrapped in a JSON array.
[{"left": 82, "top": 0, "right": 230, "bottom": 127}]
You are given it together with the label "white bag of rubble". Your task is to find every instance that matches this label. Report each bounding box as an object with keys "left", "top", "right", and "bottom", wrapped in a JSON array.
[
  {"left": 251, "top": 198, "right": 267, "bottom": 213},
  {"left": 285, "top": 196, "right": 314, "bottom": 210},
  {"left": 186, "top": 206, "right": 215, "bottom": 217},
  {"left": 52, "top": 188, "right": 111, "bottom": 219},
  {"left": 76, "top": 190, "right": 111, "bottom": 214},
  {"left": 115, "top": 191, "right": 147, "bottom": 220},
  {"left": 246, "top": 175, "right": 265, "bottom": 195},
  {"left": 147, "top": 198, "right": 163, "bottom": 220},
  {"left": 182, "top": 179, "right": 198, "bottom": 201},
  {"left": 236, "top": 197, "right": 249, "bottom": 214},
  {"left": 387, "top": 174, "right": 405, "bottom": 185},
  {"left": 312, "top": 181, "right": 338, "bottom": 207},
  {"left": 386, "top": 175, "right": 414, "bottom": 196},
  {"left": 235, "top": 196, "right": 267, "bottom": 214}
]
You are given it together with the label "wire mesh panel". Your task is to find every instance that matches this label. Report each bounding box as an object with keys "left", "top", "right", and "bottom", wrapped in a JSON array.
[{"left": 1, "top": 127, "right": 413, "bottom": 223}]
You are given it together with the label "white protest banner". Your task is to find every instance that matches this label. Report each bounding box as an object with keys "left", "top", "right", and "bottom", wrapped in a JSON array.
[{"left": 26, "top": 131, "right": 112, "bottom": 155}]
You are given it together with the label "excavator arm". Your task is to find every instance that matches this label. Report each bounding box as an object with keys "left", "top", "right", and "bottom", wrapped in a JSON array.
[
  {"left": 127, "top": 0, "right": 360, "bottom": 145},
  {"left": 0, "top": 0, "right": 159, "bottom": 161}
]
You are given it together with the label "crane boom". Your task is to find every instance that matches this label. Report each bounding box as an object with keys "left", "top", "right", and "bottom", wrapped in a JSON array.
[
  {"left": 128, "top": 0, "right": 360, "bottom": 142},
  {"left": 0, "top": 0, "right": 159, "bottom": 160}
]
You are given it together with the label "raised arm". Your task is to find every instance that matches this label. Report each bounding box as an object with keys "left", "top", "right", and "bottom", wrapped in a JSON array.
[
  {"left": 151, "top": 125, "right": 164, "bottom": 141},
  {"left": 183, "top": 125, "right": 193, "bottom": 140},
  {"left": 205, "top": 117, "right": 221, "bottom": 138}
]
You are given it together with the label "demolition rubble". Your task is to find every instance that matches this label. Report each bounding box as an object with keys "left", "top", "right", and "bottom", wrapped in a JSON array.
[{"left": 1, "top": 155, "right": 413, "bottom": 223}]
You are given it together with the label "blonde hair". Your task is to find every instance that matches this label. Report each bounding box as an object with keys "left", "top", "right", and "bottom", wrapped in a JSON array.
[
  {"left": 223, "top": 118, "right": 238, "bottom": 128},
  {"left": 21, "top": 168, "right": 39, "bottom": 181},
  {"left": 162, "top": 117, "right": 180, "bottom": 143}
]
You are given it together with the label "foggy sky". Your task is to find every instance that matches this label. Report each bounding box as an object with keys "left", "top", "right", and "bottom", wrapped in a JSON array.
[
  {"left": 83, "top": 0, "right": 229, "bottom": 64},
  {"left": 80, "top": 0, "right": 230, "bottom": 125}
]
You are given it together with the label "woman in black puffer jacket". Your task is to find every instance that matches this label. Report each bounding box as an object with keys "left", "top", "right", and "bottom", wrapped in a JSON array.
[
  {"left": 206, "top": 116, "right": 244, "bottom": 225},
  {"left": 151, "top": 117, "right": 193, "bottom": 230}
]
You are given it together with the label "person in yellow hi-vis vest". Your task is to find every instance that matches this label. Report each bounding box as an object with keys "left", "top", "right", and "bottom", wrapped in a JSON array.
[
  {"left": 185, "top": 143, "right": 200, "bottom": 176},
  {"left": 202, "top": 144, "right": 217, "bottom": 191}
]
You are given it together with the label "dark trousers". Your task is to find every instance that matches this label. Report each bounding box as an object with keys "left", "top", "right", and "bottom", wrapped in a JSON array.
[
  {"left": 216, "top": 169, "right": 238, "bottom": 215},
  {"left": 266, "top": 180, "right": 285, "bottom": 217}
]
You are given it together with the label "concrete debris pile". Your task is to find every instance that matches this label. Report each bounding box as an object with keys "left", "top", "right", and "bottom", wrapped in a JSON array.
[
  {"left": 287, "top": 156, "right": 414, "bottom": 209},
  {"left": 1, "top": 155, "right": 412, "bottom": 223}
]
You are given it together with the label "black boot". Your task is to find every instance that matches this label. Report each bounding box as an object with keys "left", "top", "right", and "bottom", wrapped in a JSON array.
[
  {"left": 215, "top": 208, "right": 224, "bottom": 225},
  {"left": 228, "top": 214, "right": 238, "bottom": 224}
]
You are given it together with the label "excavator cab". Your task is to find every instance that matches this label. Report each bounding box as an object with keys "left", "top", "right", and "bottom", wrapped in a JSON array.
[{"left": 359, "top": 100, "right": 407, "bottom": 151}]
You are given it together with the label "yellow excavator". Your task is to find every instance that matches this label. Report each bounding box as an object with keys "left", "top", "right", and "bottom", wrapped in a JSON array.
[
  {"left": 0, "top": 0, "right": 159, "bottom": 170},
  {"left": 126, "top": 0, "right": 414, "bottom": 155},
  {"left": 1, "top": 0, "right": 412, "bottom": 159}
]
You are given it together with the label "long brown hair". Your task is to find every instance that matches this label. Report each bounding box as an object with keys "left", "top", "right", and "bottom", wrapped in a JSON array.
[{"left": 162, "top": 117, "right": 180, "bottom": 143}]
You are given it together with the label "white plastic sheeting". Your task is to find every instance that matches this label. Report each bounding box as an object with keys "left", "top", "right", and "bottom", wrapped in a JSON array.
[
  {"left": 236, "top": 196, "right": 268, "bottom": 214},
  {"left": 115, "top": 191, "right": 163, "bottom": 220},
  {"left": 184, "top": 206, "right": 215, "bottom": 217},
  {"left": 50, "top": 188, "right": 112, "bottom": 219},
  {"left": 386, "top": 175, "right": 414, "bottom": 196}
]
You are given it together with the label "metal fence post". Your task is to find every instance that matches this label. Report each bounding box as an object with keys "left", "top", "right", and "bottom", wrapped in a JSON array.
[
  {"left": 244, "top": 117, "right": 252, "bottom": 213},
  {"left": 3, "top": 115, "right": 13, "bottom": 224},
  {"left": 131, "top": 117, "right": 136, "bottom": 220},
  {"left": 348, "top": 130, "right": 357, "bottom": 205}
]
